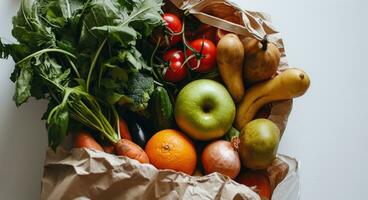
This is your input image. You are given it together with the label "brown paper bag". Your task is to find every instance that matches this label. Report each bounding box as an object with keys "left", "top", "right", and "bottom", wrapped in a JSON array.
[
  {"left": 41, "top": 1, "right": 300, "bottom": 199},
  {"left": 41, "top": 148, "right": 298, "bottom": 200}
]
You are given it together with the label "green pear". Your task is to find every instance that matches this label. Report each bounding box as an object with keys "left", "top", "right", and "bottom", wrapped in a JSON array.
[{"left": 239, "top": 119, "right": 280, "bottom": 169}]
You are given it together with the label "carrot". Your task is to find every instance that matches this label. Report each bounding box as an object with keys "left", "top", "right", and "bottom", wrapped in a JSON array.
[
  {"left": 115, "top": 139, "right": 150, "bottom": 164},
  {"left": 74, "top": 131, "right": 104, "bottom": 152},
  {"left": 102, "top": 145, "right": 115, "bottom": 154},
  {"left": 119, "top": 117, "right": 132, "bottom": 141}
]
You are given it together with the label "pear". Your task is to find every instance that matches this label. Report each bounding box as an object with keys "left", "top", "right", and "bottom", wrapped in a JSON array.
[{"left": 238, "top": 119, "right": 280, "bottom": 169}]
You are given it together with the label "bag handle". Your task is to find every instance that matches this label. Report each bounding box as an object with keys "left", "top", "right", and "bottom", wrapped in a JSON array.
[{"left": 169, "top": 0, "right": 271, "bottom": 40}]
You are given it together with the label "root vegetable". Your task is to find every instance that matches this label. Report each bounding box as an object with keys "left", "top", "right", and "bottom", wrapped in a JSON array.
[
  {"left": 74, "top": 131, "right": 104, "bottom": 152},
  {"left": 102, "top": 145, "right": 115, "bottom": 154},
  {"left": 115, "top": 139, "right": 150, "bottom": 164},
  {"left": 119, "top": 117, "right": 132, "bottom": 141},
  {"left": 201, "top": 140, "right": 241, "bottom": 179}
]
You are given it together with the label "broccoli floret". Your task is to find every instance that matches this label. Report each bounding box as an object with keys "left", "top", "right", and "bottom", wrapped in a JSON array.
[{"left": 122, "top": 72, "right": 154, "bottom": 112}]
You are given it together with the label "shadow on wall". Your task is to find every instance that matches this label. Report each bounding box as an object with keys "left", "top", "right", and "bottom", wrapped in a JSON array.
[
  {"left": 10, "top": 0, "right": 20, "bottom": 9},
  {"left": 0, "top": 97, "right": 48, "bottom": 199}
]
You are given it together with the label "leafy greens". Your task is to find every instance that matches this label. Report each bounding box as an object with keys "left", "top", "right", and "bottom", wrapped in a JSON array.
[{"left": 0, "top": 0, "right": 164, "bottom": 150}]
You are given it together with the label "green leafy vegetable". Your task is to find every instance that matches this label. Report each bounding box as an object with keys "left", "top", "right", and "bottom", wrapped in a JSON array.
[
  {"left": 0, "top": 0, "right": 164, "bottom": 150},
  {"left": 123, "top": 72, "right": 155, "bottom": 111}
]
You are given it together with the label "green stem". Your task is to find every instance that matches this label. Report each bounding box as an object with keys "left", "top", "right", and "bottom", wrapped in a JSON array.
[
  {"left": 150, "top": 37, "right": 162, "bottom": 82},
  {"left": 16, "top": 48, "right": 76, "bottom": 65},
  {"left": 39, "top": 74, "right": 64, "bottom": 92},
  {"left": 69, "top": 94, "right": 119, "bottom": 143},
  {"left": 111, "top": 105, "right": 121, "bottom": 140},
  {"left": 67, "top": 57, "right": 80, "bottom": 78},
  {"left": 86, "top": 38, "right": 107, "bottom": 93}
]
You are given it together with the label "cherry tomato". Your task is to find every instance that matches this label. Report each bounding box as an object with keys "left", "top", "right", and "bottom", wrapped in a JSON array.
[
  {"left": 152, "top": 13, "right": 182, "bottom": 47},
  {"left": 186, "top": 38, "right": 217, "bottom": 73},
  {"left": 163, "top": 49, "right": 187, "bottom": 82}
]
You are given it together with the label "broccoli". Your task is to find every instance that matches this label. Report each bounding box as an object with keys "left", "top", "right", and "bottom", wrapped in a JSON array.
[{"left": 120, "top": 72, "right": 154, "bottom": 112}]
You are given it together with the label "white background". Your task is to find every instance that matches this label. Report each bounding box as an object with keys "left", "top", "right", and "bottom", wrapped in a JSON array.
[{"left": 0, "top": 0, "right": 367, "bottom": 199}]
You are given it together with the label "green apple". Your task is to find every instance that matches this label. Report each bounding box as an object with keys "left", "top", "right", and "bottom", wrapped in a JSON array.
[
  {"left": 175, "top": 79, "right": 235, "bottom": 141},
  {"left": 239, "top": 119, "right": 280, "bottom": 169}
]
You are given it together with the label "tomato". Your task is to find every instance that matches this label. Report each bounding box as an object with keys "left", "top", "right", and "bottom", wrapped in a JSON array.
[
  {"left": 237, "top": 170, "right": 272, "bottom": 200},
  {"left": 152, "top": 13, "right": 182, "bottom": 47},
  {"left": 186, "top": 38, "right": 217, "bottom": 73},
  {"left": 163, "top": 13, "right": 182, "bottom": 46},
  {"left": 163, "top": 49, "right": 187, "bottom": 82}
]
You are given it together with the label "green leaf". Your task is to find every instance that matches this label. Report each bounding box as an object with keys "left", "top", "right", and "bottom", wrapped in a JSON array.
[
  {"left": 2, "top": 0, "right": 164, "bottom": 150},
  {"left": 47, "top": 104, "right": 70, "bottom": 151},
  {"left": 43, "top": 0, "right": 84, "bottom": 27},
  {"left": 0, "top": 39, "right": 10, "bottom": 59},
  {"left": 92, "top": 25, "right": 138, "bottom": 46},
  {"left": 13, "top": 61, "right": 33, "bottom": 106},
  {"left": 42, "top": 98, "right": 58, "bottom": 120},
  {"left": 108, "top": 92, "right": 133, "bottom": 105},
  {"left": 12, "top": 0, "right": 56, "bottom": 49},
  {"left": 224, "top": 127, "right": 240, "bottom": 141},
  {"left": 128, "top": 0, "right": 164, "bottom": 36}
]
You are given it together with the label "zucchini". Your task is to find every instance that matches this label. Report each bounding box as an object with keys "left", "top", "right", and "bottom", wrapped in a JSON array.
[{"left": 151, "top": 86, "right": 174, "bottom": 132}]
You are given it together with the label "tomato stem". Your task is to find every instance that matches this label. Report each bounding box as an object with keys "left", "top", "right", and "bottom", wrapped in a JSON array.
[
  {"left": 180, "top": 54, "right": 196, "bottom": 69},
  {"left": 181, "top": 18, "right": 201, "bottom": 56},
  {"left": 181, "top": 18, "right": 204, "bottom": 70},
  {"left": 150, "top": 37, "right": 163, "bottom": 82}
]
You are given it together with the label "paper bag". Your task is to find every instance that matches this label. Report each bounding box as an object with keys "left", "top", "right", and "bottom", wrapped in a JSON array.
[
  {"left": 41, "top": 148, "right": 299, "bottom": 200},
  {"left": 41, "top": 1, "right": 300, "bottom": 199}
]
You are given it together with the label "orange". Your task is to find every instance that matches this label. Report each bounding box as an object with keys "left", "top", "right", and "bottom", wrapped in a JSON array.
[{"left": 145, "top": 129, "right": 197, "bottom": 175}]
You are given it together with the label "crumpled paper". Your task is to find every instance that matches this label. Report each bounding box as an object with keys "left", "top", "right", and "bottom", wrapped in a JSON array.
[
  {"left": 41, "top": 1, "right": 300, "bottom": 199},
  {"left": 41, "top": 148, "right": 299, "bottom": 200}
]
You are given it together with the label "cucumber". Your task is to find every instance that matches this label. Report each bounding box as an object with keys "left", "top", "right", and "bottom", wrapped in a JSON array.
[{"left": 151, "top": 86, "right": 174, "bottom": 132}]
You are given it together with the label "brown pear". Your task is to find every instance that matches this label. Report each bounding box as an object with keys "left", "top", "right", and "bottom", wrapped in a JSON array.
[{"left": 243, "top": 37, "right": 281, "bottom": 83}]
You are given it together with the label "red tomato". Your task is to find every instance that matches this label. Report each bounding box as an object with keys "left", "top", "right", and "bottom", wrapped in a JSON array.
[
  {"left": 237, "top": 171, "right": 272, "bottom": 200},
  {"left": 151, "top": 13, "right": 182, "bottom": 47},
  {"left": 152, "top": 13, "right": 182, "bottom": 47},
  {"left": 163, "top": 49, "right": 187, "bottom": 82},
  {"left": 163, "top": 13, "right": 182, "bottom": 46},
  {"left": 186, "top": 38, "right": 217, "bottom": 73}
]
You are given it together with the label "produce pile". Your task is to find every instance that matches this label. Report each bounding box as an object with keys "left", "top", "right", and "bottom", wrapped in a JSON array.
[{"left": 0, "top": 0, "right": 310, "bottom": 199}]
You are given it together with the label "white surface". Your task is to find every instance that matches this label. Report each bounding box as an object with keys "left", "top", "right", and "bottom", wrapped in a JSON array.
[{"left": 0, "top": 0, "right": 367, "bottom": 199}]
